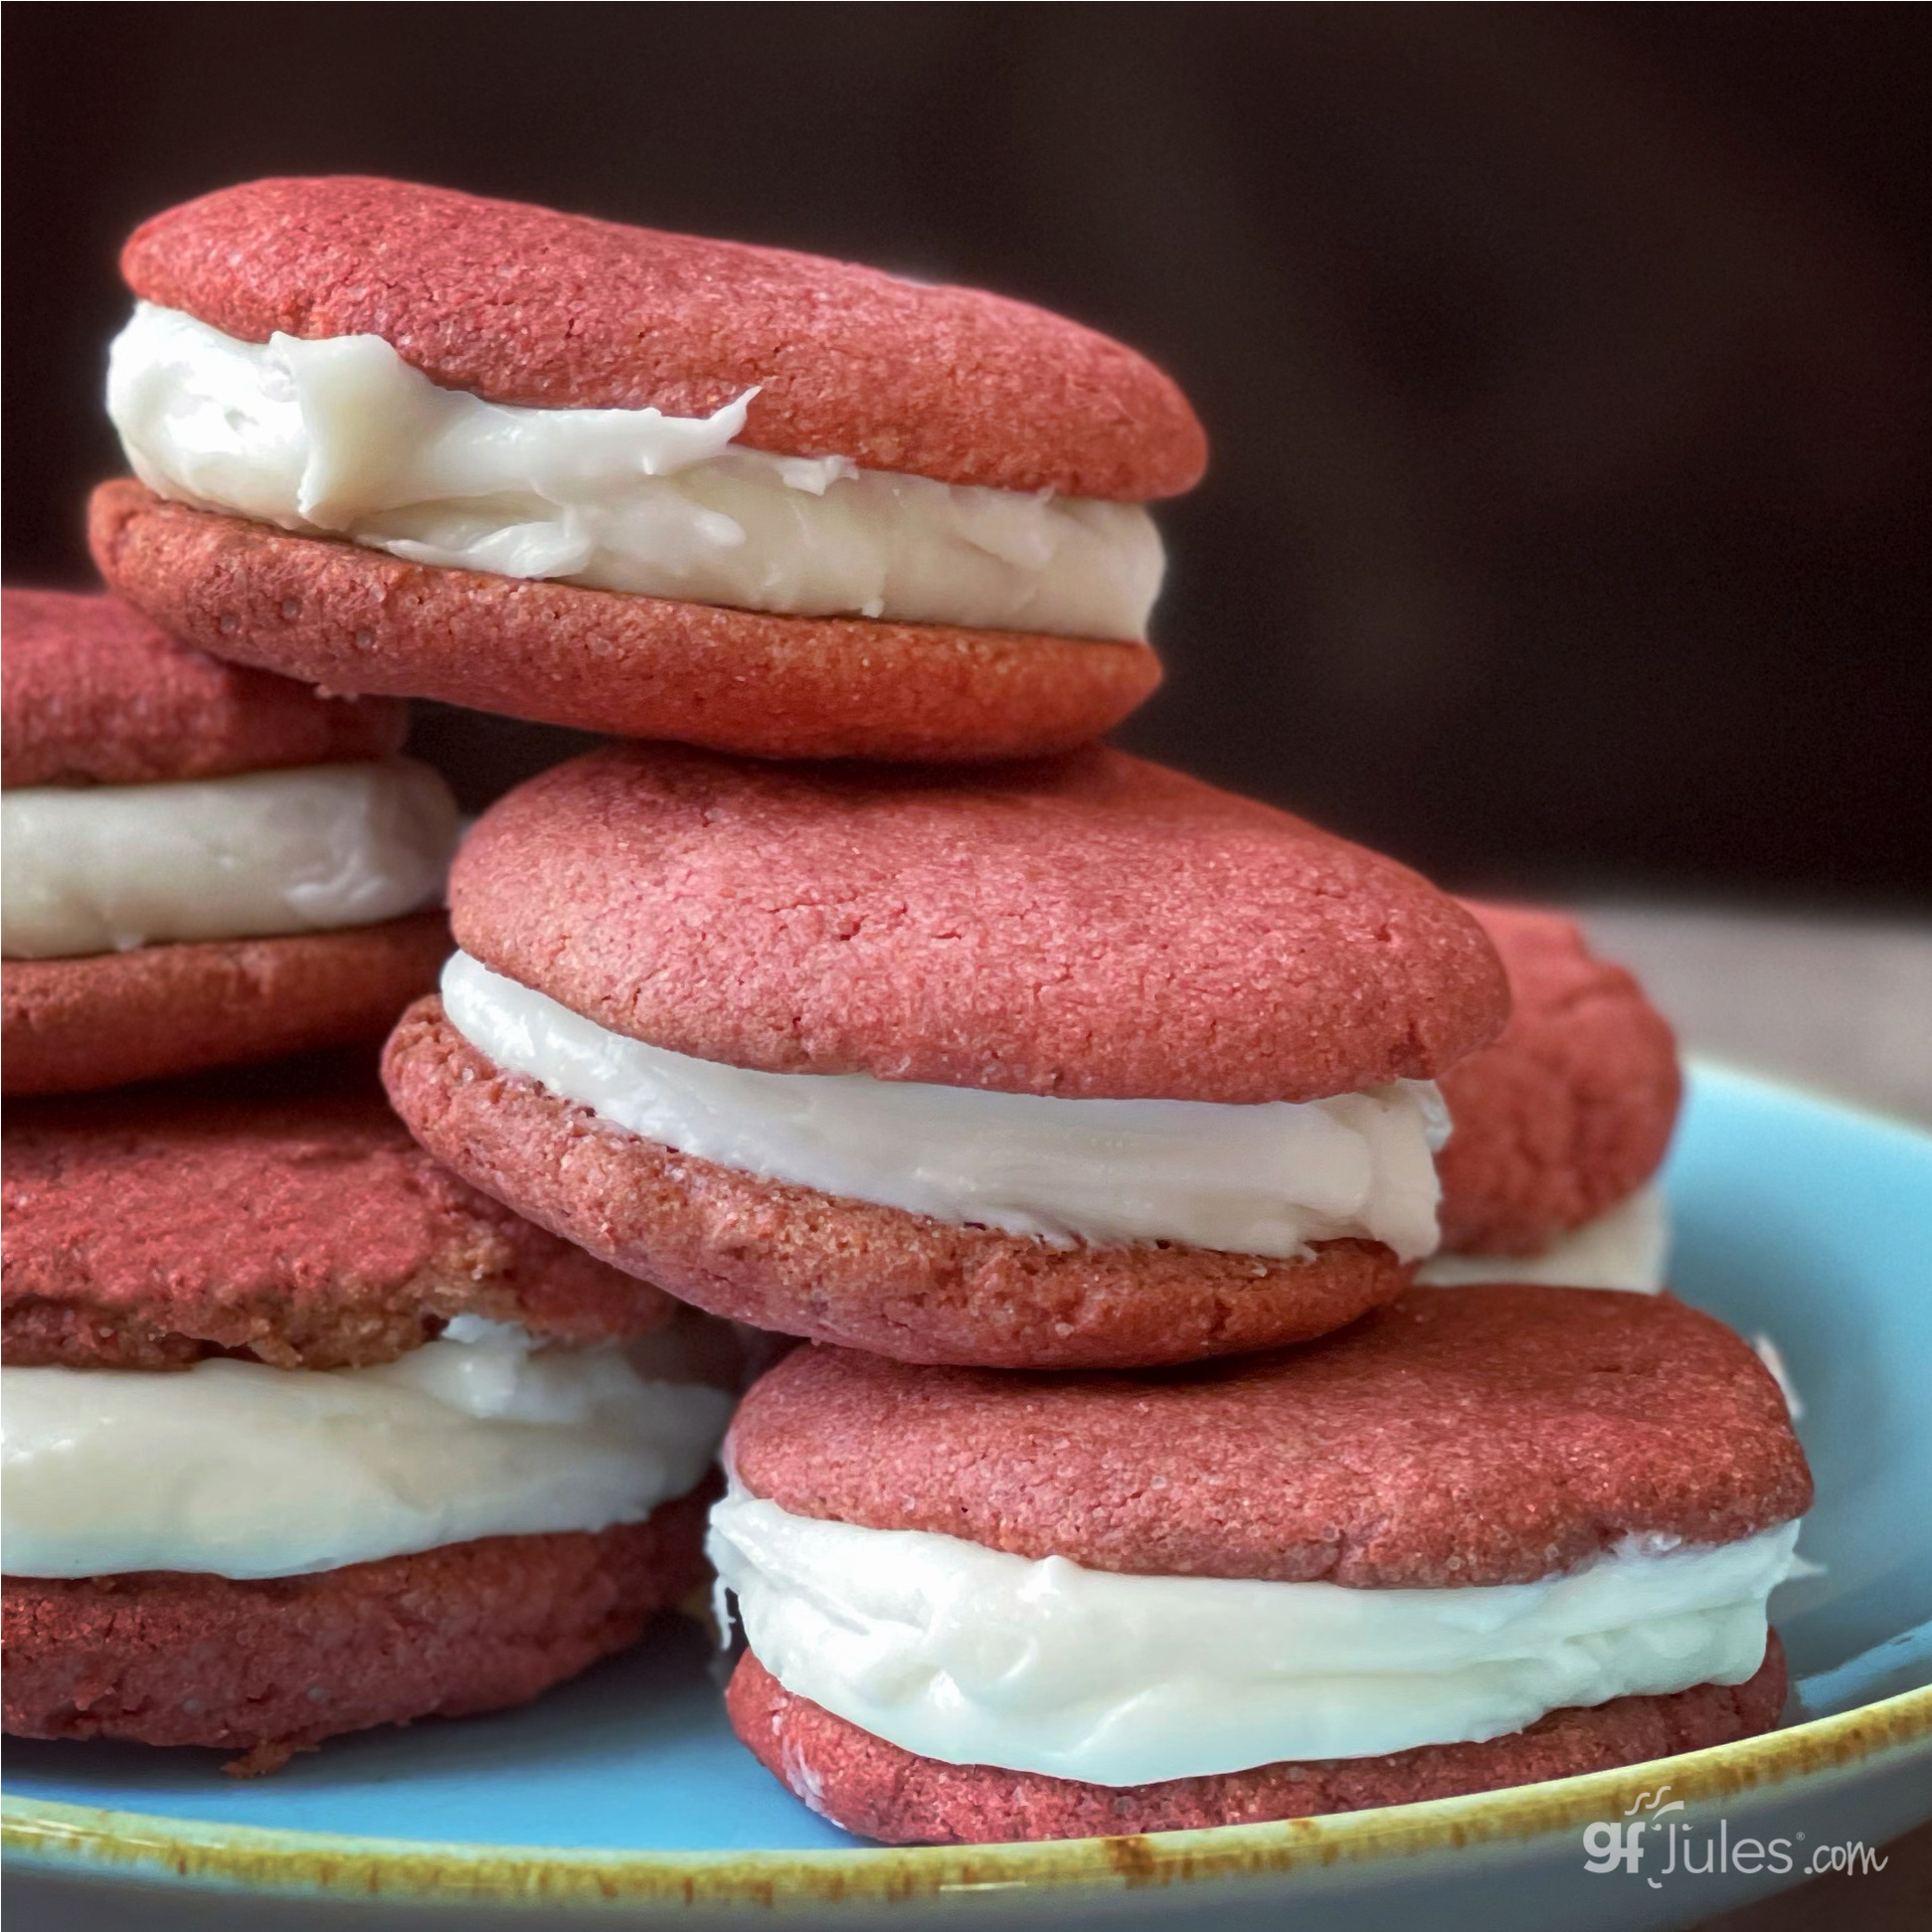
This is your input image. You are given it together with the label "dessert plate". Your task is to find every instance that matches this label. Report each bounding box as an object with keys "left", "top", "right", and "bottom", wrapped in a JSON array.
[{"left": 6, "top": 1063, "right": 1930, "bottom": 1929}]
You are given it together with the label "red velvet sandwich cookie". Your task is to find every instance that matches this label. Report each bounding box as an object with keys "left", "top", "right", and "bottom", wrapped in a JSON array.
[
  {"left": 89, "top": 175, "right": 1206, "bottom": 762},
  {"left": 384, "top": 742, "right": 1510, "bottom": 1369},
  {"left": 1, "top": 1056, "right": 733, "bottom": 1770},
  {"left": 2, "top": 587, "right": 457, "bottom": 1095},
  {"left": 1419, "top": 902, "right": 1681, "bottom": 1292},
  {"left": 710, "top": 1286, "right": 1811, "bottom": 1843}
]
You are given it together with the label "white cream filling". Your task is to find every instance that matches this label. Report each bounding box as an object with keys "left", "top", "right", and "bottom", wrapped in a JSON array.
[
  {"left": 1415, "top": 1184, "right": 1669, "bottom": 1292},
  {"left": 108, "top": 302, "right": 1164, "bottom": 641},
  {"left": 440, "top": 951, "right": 1450, "bottom": 1261},
  {"left": 1750, "top": 1332, "right": 1806, "bottom": 1421},
  {"left": 708, "top": 1484, "right": 1803, "bottom": 1785},
  {"left": 0, "top": 759, "right": 459, "bottom": 960},
  {"left": 0, "top": 1318, "right": 734, "bottom": 1579}
]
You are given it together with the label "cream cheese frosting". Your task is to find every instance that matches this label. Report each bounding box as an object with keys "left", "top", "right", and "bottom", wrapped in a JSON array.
[
  {"left": 1415, "top": 1184, "right": 1669, "bottom": 1292},
  {"left": 708, "top": 1484, "right": 1804, "bottom": 1785},
  {"left": 439, "top": 950, "right": 1451, "bottom": 1260},
  {"left": 0, "top": 758, "right": 458, "bottom": 960},
  {"left": 107, "top": 302, "right": 1164, "bottom": 640},
  {"left": 1, "top": 1318, "right": 734, "bottom": 1579}
]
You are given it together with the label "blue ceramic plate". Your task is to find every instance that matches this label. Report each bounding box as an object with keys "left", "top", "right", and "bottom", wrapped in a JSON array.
[{"left": 6, "top": 1063, "right": 1931, "bottom": 1930}]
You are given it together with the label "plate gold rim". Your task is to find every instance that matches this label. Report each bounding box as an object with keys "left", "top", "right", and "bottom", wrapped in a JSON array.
[{"left": 6, "top": 1686, "right": 1928, "bottom": 1909}]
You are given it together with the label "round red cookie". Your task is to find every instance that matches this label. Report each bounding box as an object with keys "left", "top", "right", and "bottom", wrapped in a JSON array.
[
  {"left": 1, "top": 585, "right": 405, "bottom": 790},
  {"left": 727, "top": 1639, "right": 1788, "bottom": 1843},
  {"left": 1437, "top": 903, "right": 1681, "bottom": 1256},
  {"left": 3, "top": 1489, "right": 711, "bottom": 1774},
  {"left": 88, "top": 481, "right": 1162, "bottom": 764},
  {"left": 382, "top": 746, "right": 1504, "bottom": 1367},
  {"left": 383, "top": 997, "right": 1408, "bottom": 1370},
  {"left": 726, "top": 1289, "right": 1812, "bottom": 1585},
  {"left": 2, "top": 909, "right": 451, "bottom": 1098},
  {"left": 442, "top": 743, "right": 1508, "bottom": 1102},
  {"left": 120, "top": 176, "right": 1204, "bottom": 500},
  {"left": 2, "top": 1053, "right": 674, "bottom": 1371},
  {"left": 97, "top": 176, "right": 1200, "bottom": 760}
]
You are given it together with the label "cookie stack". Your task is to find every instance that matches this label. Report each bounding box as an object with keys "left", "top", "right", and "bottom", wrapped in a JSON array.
[
  {"left": 0, "top": 604, "right": 730, "bottom": 1771},
  {"left": 5, "top": 177, "right": 1809, "bottom": 1832}
]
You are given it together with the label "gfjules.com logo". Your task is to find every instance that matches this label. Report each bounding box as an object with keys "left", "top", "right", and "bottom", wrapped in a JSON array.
[{"left": 1583, "top": 1787, "right": 1890, "bottom": 1888}]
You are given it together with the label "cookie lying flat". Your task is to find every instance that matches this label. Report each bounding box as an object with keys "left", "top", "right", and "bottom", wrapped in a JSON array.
[
  {"left": 90, "top": 175, "right": 1206, "bottom": 761},
  {"left": 384, "top": 743, "right": 1510, "bottom": 1368},
  {"left": 2, "top": 1057, "right": 734, "bottom": 1768},
  {"left": 709, "top": 1287, "right": 1812, "bottom": 1842},
  {"left": 1, "top": 587, "right": 457, "bottom": 1095},
  {"left": 1419, "top": 903, "right": 1681, "bottom": 1291}
]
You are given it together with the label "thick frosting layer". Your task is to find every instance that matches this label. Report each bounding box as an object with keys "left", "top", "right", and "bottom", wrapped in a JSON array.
[
  {"left": 441, "top": 951, "right": 1449, "bottom": 1260},
  {"left": 2, "top": 1318, "right": 733, "bottom": 1579},
  {"left": 1416, "top": 1184, "right": 1669, "bottom": 1292},
  {"left": 108, "top": 303, "right": 1163, "bottom": 641},
  {"left": 709, "top": 1485, "right": 1803, "bottom": 1785},
  {"left": 1, "top": 759, "right": 458, "bottom": 960}
]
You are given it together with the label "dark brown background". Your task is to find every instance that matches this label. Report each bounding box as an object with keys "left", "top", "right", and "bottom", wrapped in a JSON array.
[{"left": 5, "top": 2, "right": 1927, "bottom": 902}]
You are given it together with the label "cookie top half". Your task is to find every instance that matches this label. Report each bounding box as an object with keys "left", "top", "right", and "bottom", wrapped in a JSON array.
[
  {"left": 1, "top": 1056, "right": 672, "bottom": 1370},
  {"left": 728, "top": 1286, "right": 1813, "bottom": 1589},
  {"left": 450, "top": 743, "right": 1510, "bottom": 1104},
  {"left": 121, "top": 176, "right": 1205, "bottom": 501},
  {"left": 2, "top": 587, "right": 406, "bottom": 789}
]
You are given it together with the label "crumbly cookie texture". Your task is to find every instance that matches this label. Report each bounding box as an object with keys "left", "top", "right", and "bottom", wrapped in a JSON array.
[
  {"left": 3, "top": 1493, "right": 712, "bottom": 1772},
  {"left": 119, "top": 175, "right": 1206, "bottom": 500},
  {"left": 444, "top": 741, "right": 1510, "bottom": 1102}
]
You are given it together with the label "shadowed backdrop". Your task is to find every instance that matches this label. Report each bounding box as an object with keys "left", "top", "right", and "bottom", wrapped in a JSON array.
[{"left": 5, "top": 2, "right": 1927, "bottom": 902}]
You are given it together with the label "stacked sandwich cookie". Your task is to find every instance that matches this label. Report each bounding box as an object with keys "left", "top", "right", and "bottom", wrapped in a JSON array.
[
  {"left": 1, "top": 1059, "right": 732, "bottom": 1773},
  {"left": 0, "top": 578, "right": 736, "bottom": 1769},
  {"left": 2, "top": 588, "right": 455, "bottom": 1095},
  {"left": 710, "top": 1290, "right": 1810, "bottom": 1842},
  {"left": 380, "top": 741, "right": 1509, "bottom": 1367},
  {"left": 10, "top": 173, "right": 1814, "bottom": 1840},
  {"left": 89, "top": 174, "right": 1202, "bottom": 762},
  {"left": 8, "top": 176, "right": 1222, "bottom": 1778}
]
